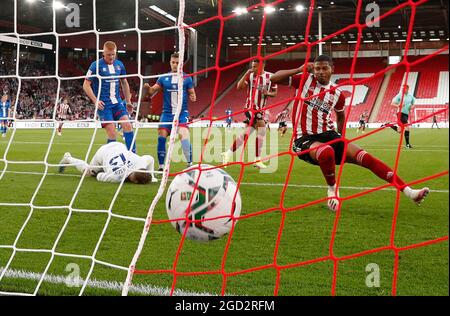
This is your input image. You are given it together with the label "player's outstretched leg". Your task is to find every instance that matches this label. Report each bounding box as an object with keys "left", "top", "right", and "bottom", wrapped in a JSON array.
[
  {"left": 119, "top": 118, "right": 136, "bottom": 153},
  {"left": 123, "top": 130, "right": 136, "bottom": 152},
  {"left": 222, "top": 129, "right": 252, "bottom": 167},
  {"left": 348, "top": 145, "right": 430, "bottom": 206},
  {"left": 157, "top": 136, "right": 166, "bottom": 171},
  {"left": 254, "top": 126, "right": 267, "bottom": 169},
  {"left": 179, "top": 127, "right": 192, "bottom": 168},
  {"left": 58, "top": 152, "right": 88, "bottom": 174},
  {"left": 404, "top": 128, "right": 412, "bottom": 148},
  {"left": 157, "top": 128, "right": 169, "bottom": 171},
  {"left": 293, "top": 138, "right": 341, "bottom": 212},
  {"left": 314, "top": 144, "right": 340, "bottom": 211},
  {"left": 57, "top": 122, "right": 63, "bottom": 136}
]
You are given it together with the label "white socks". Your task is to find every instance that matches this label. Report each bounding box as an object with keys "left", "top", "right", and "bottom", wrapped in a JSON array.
[{"left": 403, "top": 186, "right": 413, "bottom": 198}]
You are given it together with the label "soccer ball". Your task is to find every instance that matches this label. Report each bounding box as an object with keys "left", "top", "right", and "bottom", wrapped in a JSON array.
[{"left": 165, "top": 164, "right": 242, "bottom": 242}]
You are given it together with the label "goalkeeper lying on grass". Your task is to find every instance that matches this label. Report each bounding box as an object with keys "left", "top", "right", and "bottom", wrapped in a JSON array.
[{"left": 58, "top": 142, "right": 157, "bottom": 184}]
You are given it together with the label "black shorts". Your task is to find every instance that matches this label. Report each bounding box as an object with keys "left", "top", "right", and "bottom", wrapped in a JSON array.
[
  {"left": 243, "top": 111, "right": 264, "bottom": 126},
  {"left": 293, "top": 130, "right": 346, "bottom": 165},
  {"left": 399, "top": 113, "right": 409, "bottom": 124},
  {"left": 359, "top": 120, "right": 365, "bottom": 126},
  {"left": 279, "top": 122, "right": 287, "bottom": 128}
]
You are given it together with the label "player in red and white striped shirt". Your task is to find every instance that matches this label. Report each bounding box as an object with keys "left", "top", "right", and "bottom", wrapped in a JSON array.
[
  {"left": 271, "top": 55, "right": 430, "bottom": 211},
  {"left": 221, "top": 59, "right": 277, "bottom": 169},
  {"left": 275, "top": 108, "right": 290, "bottom": 137},
  {"left": 57, "top": 98, "right": 71, "bottom": 136}
]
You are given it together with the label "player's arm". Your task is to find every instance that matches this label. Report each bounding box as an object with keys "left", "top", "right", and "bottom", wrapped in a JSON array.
[
  {"left": 143, "top": 82, "right": 162, "bottom": 96},
  {"left": 264, "top": 85, "right": 278, "bottom": 97},
  {"left": 120, "top": 78, "right": 133, "bottom": 112},
  {"left": 335, "top": 110, "right": 345, "bottom": 135},
  {"left": 96, "top": 171, "right": 122, "bottom": 183},
  {"left": 188, "top": 88, "right": 196, "bottom": 102},
  {"left": 83, "top": 79, "right": 105, "bottom": 111},
  {"left": 186, "top": 77, "right": 196, "bottom": 102},
  {"left": 237, "top": 69, "right": 252, "bottom": 90},
  {"left": 270, "top": 62, "right": 314, "bottom": 85},
  {"left": 118, "top": 62, "right": 132, "bottom": 111},
  {"left": 411, "top": 96, "right": 416, "bottom": 110},
  {"left": 83, "top": 63, "right": 105, "bottom": 110},
  {"left": 83, "top": 79, "right": 96, "bottom": 104},
  {"left": 391, "top": 94, "right": 401, "bottom": 108},
  {"left": 120, "top": 78, "right": 132, "bottom": 105},
  {"left": 335, "top": 92, "right": 346, "bottom": 135}
]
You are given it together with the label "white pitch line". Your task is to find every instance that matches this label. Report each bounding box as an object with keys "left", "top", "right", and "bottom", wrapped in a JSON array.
[
  {"left": 2, "top": 170, "right": 449, "bottom": 193},
  {"left": 0, "top": 268, "right": 225, "bottom": 296},
  {"left": 240, "top": 182, "right": 449, "bottom": 193}
]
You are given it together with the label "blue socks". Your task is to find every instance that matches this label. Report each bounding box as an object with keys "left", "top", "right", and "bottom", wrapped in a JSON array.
[
  {"left": 108, "top": 132, "right": 136, "bottom": 154},
  {"left": 123, "top": 131, "right": 136, "bottom": 153},
  {"left": 158, "top": 136, "right": 166, "bottom": 166},
  {"left": 181, "top": 139, "right": 192, "bottom": 164},
  {"left": 158, "top": 136, "right": 192, "bottom": 166}
]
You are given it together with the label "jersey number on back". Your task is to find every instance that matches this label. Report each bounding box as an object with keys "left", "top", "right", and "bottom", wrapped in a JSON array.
[{"left": 109, "top": 153, "right": 127, "bottom": 172}]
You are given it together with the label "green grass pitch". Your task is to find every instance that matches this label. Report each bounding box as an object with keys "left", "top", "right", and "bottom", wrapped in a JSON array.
[{"left": 0, "top": 127, "right": 448, "bottom": 296}]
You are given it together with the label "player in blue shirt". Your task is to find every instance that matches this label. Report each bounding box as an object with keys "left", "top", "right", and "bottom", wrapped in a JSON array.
[
  {"left": 1, "top": 94, "right": 11, "bottom": 138},
  {"left": 144, "top": 53, "right": 197, "bottom": 171},
  {"left": 83, "top": 41, "right": 136, "bottom": 153},
  {"left": 225, "top": 108, "right": 232, "bottom": 129}
]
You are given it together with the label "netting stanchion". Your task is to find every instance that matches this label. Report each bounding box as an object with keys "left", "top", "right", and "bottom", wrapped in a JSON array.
[{"left": 0, "top": 0, "right": 448, "bottom": 296}]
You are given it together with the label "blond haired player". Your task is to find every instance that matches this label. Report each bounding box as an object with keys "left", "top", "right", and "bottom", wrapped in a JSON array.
[{"left": 83, "top": 41, "right": 136, "bottom": 152}]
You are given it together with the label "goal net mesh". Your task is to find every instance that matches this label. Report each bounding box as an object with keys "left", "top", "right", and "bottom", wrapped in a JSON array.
[{"left": 0, "top": 0, "right": 448, "bottom": 296}]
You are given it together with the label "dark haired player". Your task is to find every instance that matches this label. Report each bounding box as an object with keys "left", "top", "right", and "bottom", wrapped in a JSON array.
[
  {"left": 270, "top": 55, "right": 429, "bottom": 212},
  {"left": 221, "top": 59, "right": 277, "bottom": 169},
  {"left": 144, "top": 53, "right": 197, "bottom": 171}
]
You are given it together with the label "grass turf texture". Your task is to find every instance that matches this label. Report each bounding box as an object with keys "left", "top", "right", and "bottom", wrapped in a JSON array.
[{"left": 0, "top": 127, "right": 448, "bottom": 296}]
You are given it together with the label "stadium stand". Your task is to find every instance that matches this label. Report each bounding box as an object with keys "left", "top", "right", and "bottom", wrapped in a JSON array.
[
  {"left": 191, "top": 64, "right": 246, "bottom": 118},
  {"left": 376, "top": 54, "right": 449, "bottom": 123},
  {"left": 212, "top": 57, "right": 389, "bottom": 122}
]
